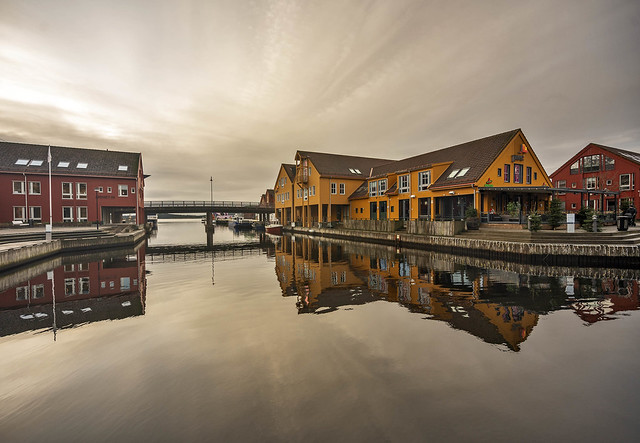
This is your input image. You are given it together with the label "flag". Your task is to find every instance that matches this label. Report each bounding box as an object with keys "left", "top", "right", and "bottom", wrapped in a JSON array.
[{"left": 47, "top": 145, "right": 52, "bottom": 163}]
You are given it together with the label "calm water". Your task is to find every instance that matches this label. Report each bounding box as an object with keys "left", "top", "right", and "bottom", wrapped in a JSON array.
[{"left": 1, "top": 219, "right": 639, "bottom": 442}]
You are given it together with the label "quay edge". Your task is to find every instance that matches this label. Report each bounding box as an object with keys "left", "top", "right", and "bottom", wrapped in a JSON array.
[
  {"left": 0, "top": 227, "right": 147, "bottom": 273},
  {"left": 285, "top": 226, "right": 640, "bottom": 268}
]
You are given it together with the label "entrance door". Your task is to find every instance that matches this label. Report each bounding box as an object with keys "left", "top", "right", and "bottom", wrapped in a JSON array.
[
  {"left": 399, "top": 199, "right": 410, "bottom": 221},
  {"left": 379, "top": 201, "right": 387, "bottom": 220},
  {"left": 370, "top": 202, "right": 377, "bottom": 220}
]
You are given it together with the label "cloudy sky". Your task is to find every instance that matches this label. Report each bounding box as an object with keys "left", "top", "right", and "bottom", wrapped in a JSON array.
[{"left": 1, "top": 0, "right": 639, "bottom": 201}]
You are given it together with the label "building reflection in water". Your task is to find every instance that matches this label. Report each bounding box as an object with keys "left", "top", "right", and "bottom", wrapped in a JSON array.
[
  {"left": 0, "top": 244, "right": 146, "bottom": 339},
  {"left": 274, "top": 236, "right": 639, "bottom": 352}
]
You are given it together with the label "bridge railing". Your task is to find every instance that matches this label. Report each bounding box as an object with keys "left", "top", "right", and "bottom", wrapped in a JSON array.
[{"left": 144, "top": 200, "right": 265, "bottom": 208}]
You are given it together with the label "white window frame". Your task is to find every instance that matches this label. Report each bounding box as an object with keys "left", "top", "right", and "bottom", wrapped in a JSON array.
[
  {"left": 339, "top": 183, "right": 346, "bottom": 195},
  {"left": 131, "top": 187, "right": 135, "bottom": 194},
  {"left": 28, "top": 181, "right": 41, "bottom": 195},
  {"left": 369, "top": 181, "right": 377, "bottom": 197},
  {"left": 13, "top": 206, "right": 26, "bottom": 221},
  {"left": 619, "top": 174, "right": 631, "bottom": 191},
  {"left": 418, "top": 171, "right": 431, "bottom": 191},
  {"left": 77, "top": 206, "right": 88, "bottom": 222},
  {"left": 13, "top": 180, "right": 25, "bottom": 195},
  {"left": 76, "top": 182, "right": 87, "bottom": 199},
  {"left": 30, "top": 206, "right": 42, "bottom": 221},
  {"left": 118, "top": 184, "right": 128, "bottom": 197},
  {"left": 120, "top": 277, "right": 131, "bottom": 290},
  {"left": 79, "top": 277, "right": 90, "bottom": 294},
  {"left": 378, "top": 179, "right": 387, "bottom": 194},
  {"left": 331, "top": 183, "right": 337, "bottom": 195},
  {"left": 64, "top": 278, "right": 75, "bottom": 296},
  {"left": 62, "top": 182, "right": 73, "bottom": 199},
  {"left": 399, "top": 175, "right": 410, "bottom": 194},
  {"left": 586, "top": 177, "right": 596, "bottom": 189},
  {"left": 32, "top": 284, "right": 45, "bottom": 299},
  {"left": 62, "top": 206, "right": 73, "bottom": 222},
  {"left": 107, "top": 187, "right": 112, "bottom": 193},
  {"left": 16, "top": 285, "right": 29, "bottom": 301}
]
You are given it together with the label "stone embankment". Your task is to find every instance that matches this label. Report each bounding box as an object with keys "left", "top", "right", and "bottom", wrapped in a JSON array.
[
  {"left": 0, "top": 226, "right": 147, "bottom": 272},
  {"left": 286, "top": 225, "right": 640, "bottom": 267}
]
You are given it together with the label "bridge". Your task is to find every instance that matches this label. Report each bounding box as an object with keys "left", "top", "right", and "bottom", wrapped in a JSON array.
[{"left": 144, "top": 200, "right": 274, "bottom": 216}]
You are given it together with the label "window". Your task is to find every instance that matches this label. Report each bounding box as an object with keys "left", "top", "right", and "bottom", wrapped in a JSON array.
[
  {"left": 448, "top": 169, "right": 460, "bottom": 178},
  {"left": 29, "top": 160, "right": 43, "bottom": 166},
  {"left": 534, "top": 172, "right": 538, "bottom": 180},
  {"left": 15, "top": 159, "right": 29, "bottom": 166},
  {"left": 77, "top": 183, "right": 87, "bottom": 199},
  {"left": 77, "top": 162, "right": 88, "bottom": 169},
  {"left": 107, "top": 187, "right": 112, "bottom": 193},
  {"left": 514, "top": 164, "right": 523, "bottom": 184},
  {"left": 571, "top": 203, "right": 577, "bottom": 209},
  {"left": 118, "top": 185, "right": 128, "bottom": 197},
  {"left": 77, "top": 207, "right": 88, "bottom": 221},
  {"left": 13, "top": 207, "right": 26, "bottom": 221},
  {"left": 586, "top": 177, "right": 597, "bottom": 189},
  {"left": 62, "top": 182, "right": 73, "bottom": 199},
  {"left": 30, "top": 206, "right": 42, "bottom": 221},
  {"left": 340, "top": 183, "right": 346, "bottom": 195},
  {"left": 369, "top": 181, "right": 377, "bottom": 197},
  {"left": 378, "top": 180, "right": 387, "bottom": 195},
  {"left": 331, "top": 183, "right": 337, "bottom": 194},
  {"left": 118, "top": 165, "right": 128, "bottom": 171},
  {"left": 570, "top": 160, "right": 580, "bottom": 175},
  {"left": 556, "top": 180, "right": 566, "bottom": 195},
  {"left": 64, "top": 264, "right": 74, "bottom": 272},
  {"left": 504, "top": 164, "right": 510, "bottom": 183},
  {"left": 58, "top": 161, "right": 70, "bottom": 168},
  {"left": 304, "top": 188, "right": 308, "bottom": 201},
  {"left": 62, "top": 206, "right": 73, "bottom": 222},
  {"left": 13, "top": 181, "right": 25, "bottom": 194},
  {"left": 399, "top": 175, "right": 410, "bottom": 193},
  {"left": 97, "top": 186, "right": 103, "bottom": 192},
  {"left": 457, "top": 167, "right": 470, "bottom": 177},
  {"left": 526, "top": 167, "right": 532, "bottom": 184},
  {"left": 583, "top": 154, "right": 600, "bottom": 173},
  {"left": 497, "top": 168, "right": 502, "bottom": 177},
  {"left": 29, "top": 181, "right": 41, "bottom": 195},
  {"left": 79, "top": 277, "right": 90, "bottom": 294},
  {"left": 32, "top": 284, "right": 45, "bottom": 299},
  {"left": 16, "top": 286, "right": 29, "bottom": 300},
  {"left": 418, "top": 171, "right": 431, "bottom": 190},
  {"left": 131, "top": 187, "right": 135, "bottom": 194},
  {"left": 64, "top": 278, "right": 75, "bottom": 296},
  {"left": 121, "top": 277, "right": 131, "bottom": 290},
  {"left": 606, "top": 180, "right": 612, "bottom": 186},
  {"left": 605, "top": 156, "right": 615, "bottom": 171},
  {"left": 620, "top": 174, "right": 631, "bottom": 191}
]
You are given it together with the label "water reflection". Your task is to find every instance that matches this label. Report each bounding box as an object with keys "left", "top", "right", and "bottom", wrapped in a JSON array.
[
  {"left": 274, "top": 235, "right": 639, "bottom": 351},
  {"left": 0, "top": 244, "right": 146, "bottom": 338}
]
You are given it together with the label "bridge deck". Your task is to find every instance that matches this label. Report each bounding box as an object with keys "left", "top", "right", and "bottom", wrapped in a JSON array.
[{"left": 144, "top": 200, "right": 274, "bottom": 214}]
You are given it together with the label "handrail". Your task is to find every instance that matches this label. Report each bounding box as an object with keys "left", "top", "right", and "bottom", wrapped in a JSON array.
[{"left": 144, "top": 200, "right": 268, "bottom": 208}]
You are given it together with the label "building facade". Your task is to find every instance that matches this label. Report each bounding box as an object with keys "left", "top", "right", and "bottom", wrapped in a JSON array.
[
  {"left": 550, "top": 143, "right": 639, "bottom": 215},
  {"left": 0, "top": 141, "right": 145, "bottom": 226}
]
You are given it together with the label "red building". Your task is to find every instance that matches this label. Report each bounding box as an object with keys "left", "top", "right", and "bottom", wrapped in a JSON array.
[
  {"left": 550, "top": 143, "right": 639, "bottom": 217},
  {"left": 0, "top": 141, "right": 145, "bottom": 226}
]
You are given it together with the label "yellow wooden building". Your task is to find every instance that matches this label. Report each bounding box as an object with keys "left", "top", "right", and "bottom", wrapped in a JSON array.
[{"left": 350, "top": 129, "right": 552, "bottom": 221}]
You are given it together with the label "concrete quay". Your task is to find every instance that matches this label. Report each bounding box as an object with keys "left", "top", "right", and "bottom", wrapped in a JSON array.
[
  {"left": 0, "top": 225, "right": 147, "bottom": 272},
  {"left": 286, "top": 224, "right": 640, "bottom": 267}
]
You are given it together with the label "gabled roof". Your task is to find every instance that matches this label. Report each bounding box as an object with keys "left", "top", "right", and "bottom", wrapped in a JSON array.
[
  {"left": 282, "top": 164, "right": 296, "bottom": 180},
  {"left": 550, "top": 142, "right": 640, "bottom": 177},
  {"left": 0, "top": 141, "right": 140, "bottom": 178},
  {"left": 370, "top": 129, "right": 520, "bottom": 189},
  {"left": 296, "top": 151, "right": 392, "bottom": 179}
]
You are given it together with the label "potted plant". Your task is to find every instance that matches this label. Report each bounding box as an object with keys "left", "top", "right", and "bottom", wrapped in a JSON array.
[
  {"left": 465, "top": 207, "right": 480, "bottom": 230},
  {"left": 506, "top": 201, "right": 521, "bottom": 221}
]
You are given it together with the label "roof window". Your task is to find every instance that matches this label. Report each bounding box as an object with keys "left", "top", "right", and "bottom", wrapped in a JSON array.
[
  {"left": 15, "top": 159, "right": 30, "bottom": 165},
  {"left": 58, "top": 161, "right": 70, "bottom": 168},
  {"left": 118, "top": 165, "right": 128, "bottom": 171},
  {"left": 349, "top": 168, "right": 356, "bottom": 173},
  {"left": 448, "top": 169, "right": 460, "bottom": 178},
  {"left": 354, "top": 169, "right": 361, "bottom": 174},
  {"left": 77, "top": 162, "right": 88, "bottom": 168},
  {"left": 456, "top": 167, "right": 470, "bottom": 177},
  {"left": 30, "top": 160, "right": 43, "bottom": 166}
]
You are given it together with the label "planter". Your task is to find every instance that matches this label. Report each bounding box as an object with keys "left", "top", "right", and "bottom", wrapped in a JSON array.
[{"left": 466, "top": 217, "right": 480, "bottom": 230}]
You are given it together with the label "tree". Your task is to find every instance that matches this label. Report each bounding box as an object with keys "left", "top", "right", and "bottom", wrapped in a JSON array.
[{"left": 547, "top": 198, "right": 564, "bottom": 230}]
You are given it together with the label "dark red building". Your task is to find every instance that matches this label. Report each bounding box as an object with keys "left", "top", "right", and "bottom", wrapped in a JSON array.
[
  {"left": 0, "top": 141, "right": 145, "bottom": 226},
  {"left": 550, "top": 143, "right": 639, "bottom": 217}
]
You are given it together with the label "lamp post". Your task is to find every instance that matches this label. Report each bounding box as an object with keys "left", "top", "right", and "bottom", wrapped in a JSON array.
[
  {"left": 210, "top": 176, "right": 213, "bottom": 222},
  {"left": 94, "top": 188, "right": 100, "bottom": 230}
]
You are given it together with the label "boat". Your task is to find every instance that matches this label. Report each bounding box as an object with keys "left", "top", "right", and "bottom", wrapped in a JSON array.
[
  {"left": 265, "top": 224, "right": 283, "bottom": 235},
  {"left": 229, "top": 217, "right": 253, "bottom": 230}
]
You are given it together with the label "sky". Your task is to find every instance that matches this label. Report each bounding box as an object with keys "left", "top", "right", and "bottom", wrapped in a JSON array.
[{"left": 1, "top": 0, "right": 639, "bottom": 201}]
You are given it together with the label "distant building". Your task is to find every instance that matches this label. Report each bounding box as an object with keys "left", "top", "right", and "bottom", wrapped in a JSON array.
[
  {"left": 0, "top": 141, "right": 146, "bottom": 226},
  {"left": 550, "top": 143, "right": 639, "bottom": 214}
]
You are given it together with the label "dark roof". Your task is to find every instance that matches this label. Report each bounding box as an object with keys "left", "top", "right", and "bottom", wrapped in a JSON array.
[
  {"left": 0, "top": 141, "right": 141, "bottom": 178},
  {"left": 348, "top": 182, "right": 369, "bottom": 200},
  {"left": 297, "top": 151, "right": 392, "bottom": 179},
  {"left": 592, "top": 144, "right": 640, "bottom": 165},
  {"left": 370, "top": 129, "right": 520, "bottom": 188},
  {"left": 282, "top": 164, "right": 296, "bottom": 180}
]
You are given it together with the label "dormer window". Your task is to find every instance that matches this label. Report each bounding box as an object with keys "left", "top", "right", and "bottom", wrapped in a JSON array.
[{"left": 58, "top": 161, "right": 70, "bottom": 167}]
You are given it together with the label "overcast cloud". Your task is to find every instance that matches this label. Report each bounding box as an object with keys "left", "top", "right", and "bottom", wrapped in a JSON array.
[{"left": 1, "top": 0, "right": 639, "bottom": 200}]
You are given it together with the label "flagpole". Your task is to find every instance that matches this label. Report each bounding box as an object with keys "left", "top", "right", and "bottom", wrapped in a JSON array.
[{"left": 47, "top": 145, "right": 53, "bottom": 240}]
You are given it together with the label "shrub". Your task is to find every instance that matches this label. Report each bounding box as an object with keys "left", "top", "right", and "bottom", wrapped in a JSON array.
[
  {"left": 465, "top": 207, "right": 478, "bottom": 219},
  {"left": 547, "top": 198, "right": 564, "bottom": 230},
  {"left": 528, "top": 211, "right": 542, "bottom": 231},
  {"left": 506, "top": 201, "right": 520, "bottom": 217}
]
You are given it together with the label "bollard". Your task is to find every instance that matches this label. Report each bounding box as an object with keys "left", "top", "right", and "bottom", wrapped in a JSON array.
[{"left": 592, "top": 214, "right": 597, "bottom": 232}]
